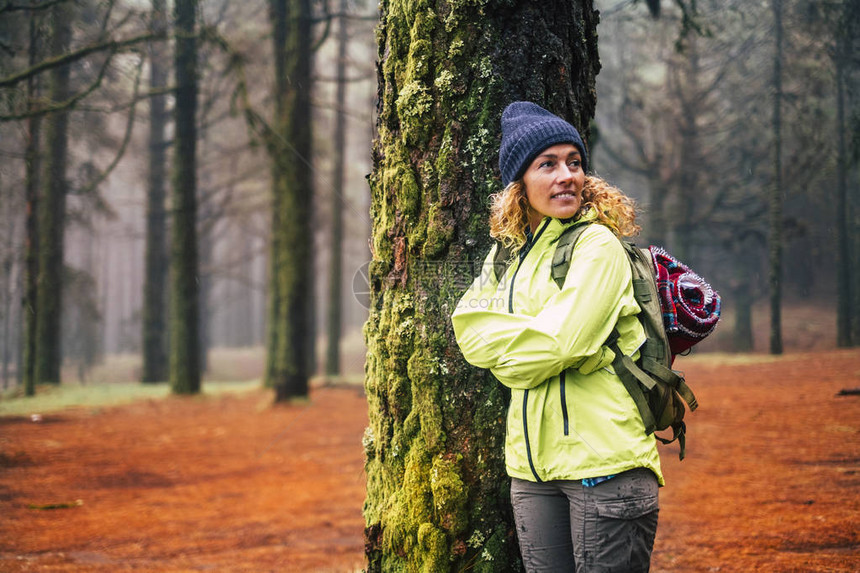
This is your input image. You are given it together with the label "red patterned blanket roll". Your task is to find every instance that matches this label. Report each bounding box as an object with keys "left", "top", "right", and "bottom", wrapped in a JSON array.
[{"left": 650, "top": 246, "right": 721, "bottom": 356}]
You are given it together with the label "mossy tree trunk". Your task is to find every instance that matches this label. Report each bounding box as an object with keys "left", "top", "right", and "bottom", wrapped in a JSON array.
[
  {"left": 34, "top": 1, "right": 73, "bottom": 386},
  {"left": 141, "top": 0, "right": 169, "bottom": 384},
  {"left": 265, "top": 0, "right": 315, "bottom": 401},
  {"left": 363, "top": 1, "right": 599, "bottom": 571},
  {"left": 169, "top": 0, "right": 201, "bottom": 394}
]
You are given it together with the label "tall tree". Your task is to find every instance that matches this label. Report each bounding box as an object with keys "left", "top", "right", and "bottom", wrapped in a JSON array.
[
  {"left": 835, "top": 31, "right": 851, "bottom": 347},
  {"left": 34, "top": 1, "right": 74, "bottom": 385},
  {"left": 363, "top": 1, "right": 599, "bottom": 569},
  {"left": 141, "top": 0, "right": 170, "bottom": 383},
  {"left": 325, "top": 0, "right": 349, "bottom": 377},
  {"left": 833, "top": 0, "right": 860, "bottom": 347},
  {"left": 265, "top": 0, "right": 315, "bottom": 401},
  {"left": 768, "top": 0, "right": 784, "bottom": 355},
  {"left": 22, "top": 9, "right": 42, "bottom": 395},
  {"left": 169, "top": 0, "right": 201, "bottom": 394}
]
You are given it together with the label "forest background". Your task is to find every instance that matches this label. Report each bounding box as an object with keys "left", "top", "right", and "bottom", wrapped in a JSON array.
[{"left": 0, "top": 0, "right": 858, "bottom": 396}]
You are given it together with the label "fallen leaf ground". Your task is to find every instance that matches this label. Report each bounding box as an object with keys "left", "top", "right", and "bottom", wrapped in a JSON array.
[{"left": 1, "top": 349, "right": 859, "bottom": 572}]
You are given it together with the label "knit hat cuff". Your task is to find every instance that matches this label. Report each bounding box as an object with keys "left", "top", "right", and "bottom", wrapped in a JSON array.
[{"left": 505, "top": 122, "right": 584, "bottom": 184}]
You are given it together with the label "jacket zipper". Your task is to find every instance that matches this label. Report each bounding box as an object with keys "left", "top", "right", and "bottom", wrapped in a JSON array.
[
  {"left": 508, "top": 218, "right": 550, "bottom": 483},
  {"left": 560, "top": 370, "right": 569, "bottom": 436},
  {"left": 522, "top": 389, "right": 541, "bottom": 482},
  {"left": 507, "top": 218, "right": 550, "bottom": 314}
]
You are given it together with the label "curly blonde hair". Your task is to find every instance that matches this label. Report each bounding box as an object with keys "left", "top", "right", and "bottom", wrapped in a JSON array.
[{"left": 488, "top": 175, "right": 640, "bottom": 252}]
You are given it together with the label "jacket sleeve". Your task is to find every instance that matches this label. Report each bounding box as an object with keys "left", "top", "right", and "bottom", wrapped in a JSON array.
[{"left": 452, "top": 226, "right": 637, "bottom": 390}]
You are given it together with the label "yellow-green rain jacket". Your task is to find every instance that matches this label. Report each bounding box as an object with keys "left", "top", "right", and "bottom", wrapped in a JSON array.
[{"left": 451, "top": 213, "right": 664, "bottom": 485}]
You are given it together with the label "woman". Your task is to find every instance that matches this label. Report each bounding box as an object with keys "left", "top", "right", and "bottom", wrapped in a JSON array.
[{"left": 451, "top": 101, "right": 661, "bottom": 572}]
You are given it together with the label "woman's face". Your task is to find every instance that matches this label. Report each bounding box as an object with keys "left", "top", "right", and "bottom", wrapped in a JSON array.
[{"left": 522, "top": 143, "right": 585, "bottom": 232}]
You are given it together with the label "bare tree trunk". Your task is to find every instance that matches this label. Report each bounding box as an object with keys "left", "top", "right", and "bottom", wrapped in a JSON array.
[
  {"left": 266, "top": 0, "right": 316, "bottom": 401},
  {"left": 364, "top": 1, "right": 599, "bottom": 569},
  {"left": 325, "top": 0, "right": 348, "bottom": 377},
  {"left": 2, "top": 265, "right": 16, "bottom": 391},
  {"left": 835, "top": 36, "right": 852, "bottom": 347},
  {"left": 22, "top": 10, "right": 42, "bottom": 395},
  {"left": 674, "top": 36, "right": 702, "bottom": 261},
  {"left": 647, "top": 169, "right": 669, "bottom": 247},
  {"left": 768, "top": 0, "right": 784, "bottom": 355},
  {"left": 1, "top": 172, "right": 17, "bottom": 390},
  {"left": 169, "top": 0, "right": 201, "bottom": 394},
  {"left": 197, "top": 207, "right": 212, "bottom": 373},
  {"left": 34, "top": 1, "right": 74, "bottom": 385},
  {"left": 142, "top": 0, "right": 170, "bottom": 383}
]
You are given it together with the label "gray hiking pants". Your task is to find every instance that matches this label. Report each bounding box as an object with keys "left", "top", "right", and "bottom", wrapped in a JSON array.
[{"left": 510, "top": 468, "right": 659, "bottom": 573}]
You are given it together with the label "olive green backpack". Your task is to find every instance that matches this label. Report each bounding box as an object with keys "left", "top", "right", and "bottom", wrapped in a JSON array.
[{"left": 493, "top": 222, "right": 699, "bottom": 459}]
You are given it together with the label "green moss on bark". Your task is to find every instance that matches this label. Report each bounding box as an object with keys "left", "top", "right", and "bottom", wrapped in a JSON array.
[{"left": 365, "top": 1, "right": 600, "bottom": 570}]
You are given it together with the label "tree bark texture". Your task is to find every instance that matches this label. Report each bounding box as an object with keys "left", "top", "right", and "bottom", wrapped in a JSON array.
[
  {"left": 363, "top": 1, "right": 599, "bottom": 570},
  {"left": 34, "top": 1, "right": 73, "bottom": 385},
  {"left": 142, "top": 0, "right": 169, "bottom": 383},
  {"left": 265, "top": 0, "right": 316, "bottom": 401},
  {"left": 768, "top": 0, "right": 784, "bottom": 355},
  {"left": 325, "top": 0, "right": 349, "bottom": 377},
  {"left": 169, "top": 0, "right": 201, "bottom": 394}
]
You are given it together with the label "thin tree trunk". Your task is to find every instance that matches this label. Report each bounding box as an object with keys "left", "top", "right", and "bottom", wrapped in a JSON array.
[
  {"left": 266, "top": 0, "right": 316, "bottom": 401},
  {"left": 169, "top": 0, "right": 201, "bottom": 394},
  {"left": 22, "top": 9, "right": 42, "bottom": 395},
  {"left": 1, "top": 172, "right": 14, "bottom": 390},
  {"left": 197, "top": 212, "right": 212, "bottom": 373},
  {"left": 647, "top": 168, "right": 669, "bottom": 247},
  {"left": 768, "top": 0, "right": 784, "bottom": 355},
  {"left": 142, "top": 0, "right": 169, "bottom": 383},
  {"left": 674, "top": 36, "right": 702, "bottom": 261},
  {"left": 853, "top": 165, "right": 860, "bottom": 343},
  {"left": 325, "top": 0, "right": 348, "bottom": 377},
  {"left": 34, "top": 1, "right": 73, "bottom": 385},
  {"left": 364, "top": 1, "right": 600, "bottom": 569},
  {"left": 835, "top": 43, "right": 852, "bottom": 347}
]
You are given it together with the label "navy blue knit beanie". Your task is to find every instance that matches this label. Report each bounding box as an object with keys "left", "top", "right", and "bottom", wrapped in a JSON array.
[{"left": 498, "top": 101, "right": 588, "bottom": 186}]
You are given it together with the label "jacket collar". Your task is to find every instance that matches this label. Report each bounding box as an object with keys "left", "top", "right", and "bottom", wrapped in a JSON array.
[{"left": 534, "top": 207, "right": 598, "bottom": 242}]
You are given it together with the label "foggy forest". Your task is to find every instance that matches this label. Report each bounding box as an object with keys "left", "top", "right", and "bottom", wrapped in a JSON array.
[{"left": 0, "top": 0, "right": 857, "bottom": 396}]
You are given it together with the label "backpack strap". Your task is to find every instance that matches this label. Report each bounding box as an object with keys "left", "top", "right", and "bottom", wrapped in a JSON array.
[
  {"left": 550, "top": 222, "right": 591, "bottom": 289},
  {"left": 607, "top": 330, "right": 658, "bottom": 435},
  {"left": 607, "top": 330, "right": 694, "bottom": 460},
  {"left": 492, "top": 241, "right": 511, "bottom": 283},
  {"left": 640, "top": 357, "right": 699, "bottom": 412}
]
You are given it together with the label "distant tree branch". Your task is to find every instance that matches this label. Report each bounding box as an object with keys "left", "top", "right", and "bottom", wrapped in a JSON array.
[
  {"left": 311, "top": 11, "right": 378, "bottom": 22},
  {"left": 0, "top": 48, "right": 118, "bottom": 121},
  {"left": 313, "top": 73, "right": 374, "bottom": 83},
  {"left": 598, "top": 128, "right": 651, "bottom": 176},
  {"left": 200, "top": 28, "right": 282, "bottom": 156},
  {"left": 72, "top": 54, "right": 145, "bottom": 201},
  {"left": 0, "top": 0, "right": 70, "bottom": 14},
  {"left": 73, "top": 85, "right": 175, "bottom": 114},
  {"left": 0, "top": 38, "right": 14, "bottom": 57},
  {"left": 312, "top": 0, "right": 333, "bottom": 52},
  {"left": 0, "top": 30, "right": 165, "bottom": 89}
]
